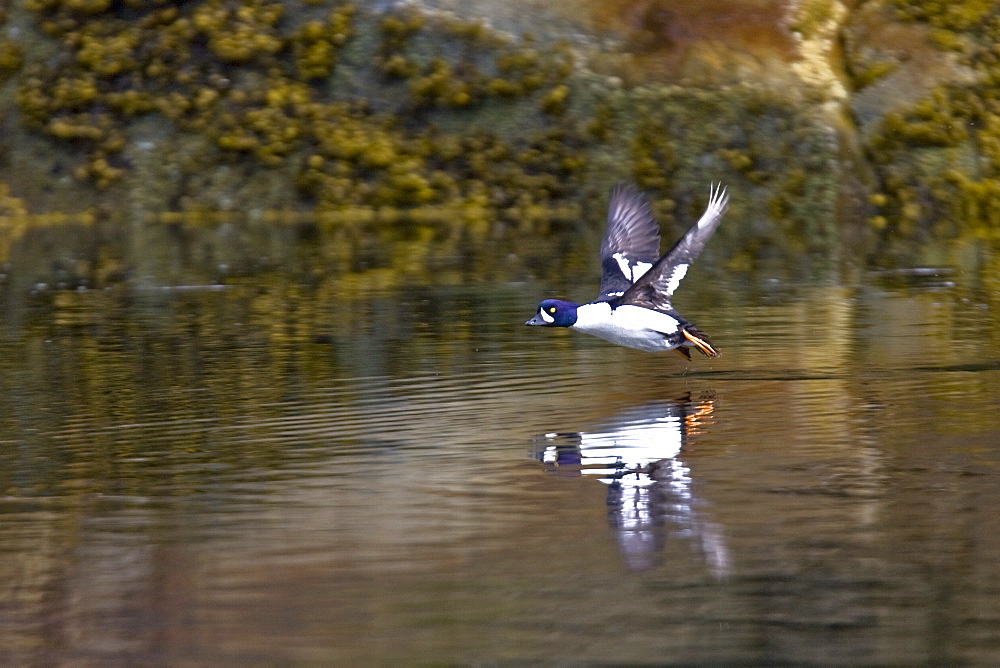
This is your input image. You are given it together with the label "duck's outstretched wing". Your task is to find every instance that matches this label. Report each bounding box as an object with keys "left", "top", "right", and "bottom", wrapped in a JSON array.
[
  {"left": 615, "top": 183, "right": 729, "bottom": 312},
  {"left": 596, "top": 183, "right": 661, "bottom": 302}
]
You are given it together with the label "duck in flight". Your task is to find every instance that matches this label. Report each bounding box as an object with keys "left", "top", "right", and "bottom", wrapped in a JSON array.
[{"left": 526, "top": 182, "right": 729, "bottom": 358}]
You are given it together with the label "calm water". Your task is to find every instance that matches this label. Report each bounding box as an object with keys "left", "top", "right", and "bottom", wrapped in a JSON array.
[{"left": 2, "top": 263, "right": 1000, "bottom": 664}]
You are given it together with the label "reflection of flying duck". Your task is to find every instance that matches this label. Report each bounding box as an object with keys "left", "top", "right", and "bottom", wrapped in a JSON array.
[
  {"left": 526, "top": 182, "right": 729, "bottom": 357},
  {"left": 532, "top": 395, "right": 729, "bottom": 574}
]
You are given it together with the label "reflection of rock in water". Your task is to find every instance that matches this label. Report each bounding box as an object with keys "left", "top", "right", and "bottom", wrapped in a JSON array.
[{"left": 531, "top": 394, "right": 729, "bottom": 575}]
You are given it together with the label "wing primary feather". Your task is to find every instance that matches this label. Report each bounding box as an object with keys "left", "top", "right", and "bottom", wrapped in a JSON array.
[{"left": 596, "top": 182, "right": 661, "bottom": 302}]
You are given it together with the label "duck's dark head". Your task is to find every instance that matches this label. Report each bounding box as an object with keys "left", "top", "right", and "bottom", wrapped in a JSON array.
[{"left": 526, "top": 299, "right": 578, "bottom": 327}]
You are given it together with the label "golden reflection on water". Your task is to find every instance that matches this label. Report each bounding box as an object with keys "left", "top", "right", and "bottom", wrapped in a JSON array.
[{"left": 0, "top": 269, "right": 999, "bottom": 663}]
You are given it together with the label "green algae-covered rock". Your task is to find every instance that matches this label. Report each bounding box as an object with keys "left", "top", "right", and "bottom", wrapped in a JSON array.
[
  {"left": 2, "top": 0, "right": 994, "bottom": 286},
  {"left": 843, "top": 0, "right": 1000, "bottom": 249}
]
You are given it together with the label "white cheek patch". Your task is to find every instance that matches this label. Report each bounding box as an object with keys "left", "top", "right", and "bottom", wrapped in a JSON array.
[{"left": 539, "top": 308, "right": 555, "bottom": 323}]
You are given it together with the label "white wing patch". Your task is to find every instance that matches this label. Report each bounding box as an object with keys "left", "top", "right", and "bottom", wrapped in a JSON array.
[
  {"left": 613, "top": 253, "right": 630, "bottom": 280},
  {"left": 613, "top": 253, "right": 653, "bottom": 283},
  {"left": 663, "top": 263, "right": 689, "bottom": 297},
  {"left": 539, "top": 307, "right": 554, "bottom": 324},
  {"left": 632, "top": 261, "right": 653, "bottom": 281}
]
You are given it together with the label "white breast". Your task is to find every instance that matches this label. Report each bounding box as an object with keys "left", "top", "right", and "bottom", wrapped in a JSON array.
[{"left": 572, "top": 303, "right": 681, "bottom": 352}]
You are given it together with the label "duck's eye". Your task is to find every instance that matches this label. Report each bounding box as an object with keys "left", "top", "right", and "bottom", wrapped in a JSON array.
[{"left": 548, "top": 307, "right": 557, "bottom": 314}]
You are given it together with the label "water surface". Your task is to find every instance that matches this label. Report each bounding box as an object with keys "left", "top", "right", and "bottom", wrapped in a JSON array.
[{"left": 2, "top": 267, "right": 1000, "bottom": 664}]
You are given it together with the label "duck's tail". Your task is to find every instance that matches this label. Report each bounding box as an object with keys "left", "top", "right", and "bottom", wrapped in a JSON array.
[{"left": 681, "top": 326, "right": 720, "bottom": 358}]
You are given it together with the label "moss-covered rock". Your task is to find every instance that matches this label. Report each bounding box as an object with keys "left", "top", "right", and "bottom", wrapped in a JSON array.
[
  {"left": 842, "top": 0, "right": 1000, "bottom": 250},
  {"left": 10, "top": 0, "right": 993, "bottom": 286}
]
